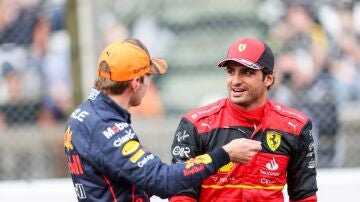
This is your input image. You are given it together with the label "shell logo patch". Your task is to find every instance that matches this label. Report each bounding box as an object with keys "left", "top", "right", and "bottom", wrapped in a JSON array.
[
  {"left": 238, "top": 43, "right": 247, "bottom": 52},
  {"left": 64, "top": 126, "right": 73, "bottom": 151},
  {"left": 219, "top": 162, "right": 234, "bottom": 173},
  {"left": 122, "top": 140, "right": 140, "bottom": 156},
  {"left": 185, "top": 154, "right": 212, "bottom": 169},
  {"left": 266, "top": 131, "right": 281, "bottom": 151}
]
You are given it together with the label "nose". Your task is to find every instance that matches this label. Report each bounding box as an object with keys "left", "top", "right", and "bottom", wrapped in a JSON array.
[{"left": 231, "top": 72, "right": 243, "bottom": 84}]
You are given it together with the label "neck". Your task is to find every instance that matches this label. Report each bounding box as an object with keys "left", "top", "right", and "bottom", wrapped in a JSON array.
[
  {"left": 228, "top": 99, "right": 267, "bottom": 124},
  {"left": 107, "top": 93, "right": 130, "bottom": 110},
  {"left": 237, "top": 97, "right": 267, "bottom": 111}
]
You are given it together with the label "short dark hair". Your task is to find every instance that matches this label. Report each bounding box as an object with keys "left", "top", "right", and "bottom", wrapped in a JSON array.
[{"left": 262, "top": 68, "right": 275, "bottom": 90}]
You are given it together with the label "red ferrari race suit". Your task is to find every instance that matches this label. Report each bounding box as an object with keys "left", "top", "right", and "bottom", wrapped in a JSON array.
[{"left": 170, "top": 98, "right": 317, "bottom": 202}]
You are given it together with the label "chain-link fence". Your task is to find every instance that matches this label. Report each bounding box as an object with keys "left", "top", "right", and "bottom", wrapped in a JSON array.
[
  {"left": 0, "top": 0, "right": 71, "bottom": 180},
  {"left": 0, "top": 0, "right": 360, "bottom": 180}
]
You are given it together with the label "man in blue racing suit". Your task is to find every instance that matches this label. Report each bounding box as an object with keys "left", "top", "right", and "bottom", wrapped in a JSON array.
[{"left": 64, "top": 39, "right": 262, "bottom": 201}]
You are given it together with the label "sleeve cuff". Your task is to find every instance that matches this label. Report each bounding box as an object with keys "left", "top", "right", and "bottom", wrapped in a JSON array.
[{"left": 208, "top": 147, "right": 230, "bottom": 170}]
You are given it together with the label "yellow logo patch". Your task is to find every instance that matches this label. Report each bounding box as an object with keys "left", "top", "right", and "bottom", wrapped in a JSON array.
[
  {"left": 238, "top": 43, "right": 247, "bottom": 52},
  {"left": 122, "top": 140, "right": 140, "bottom": 156},
  {"left": 64, "top": 126, "right": 73, "bottom": 151},
  {"left": 130, "top": 149, "right": 145, "bottom": 163},
  {"left": 266, "top": 132, "right": 281, "bottom": 151},
  {"left": 185, "top": 154, "right": 212, "bottom": 169},
  {"left": 219, "top": 162, "right": 234, "bottom": 173}
]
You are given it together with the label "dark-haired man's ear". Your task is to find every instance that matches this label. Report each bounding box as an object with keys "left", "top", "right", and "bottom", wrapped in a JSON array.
[{"left": 265, "top": 74, "right": 274, "bottom": 87}]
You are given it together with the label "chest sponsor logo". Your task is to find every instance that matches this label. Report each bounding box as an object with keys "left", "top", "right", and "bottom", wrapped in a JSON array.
[
  {"left": 308, "top": 158, "right": 316, "bottom": 169},
  {"left": 122, "top": 140, "right": 140, "bottom": 156},
  {"left": 172, "top": 146, "right": 190, "bottom": 158},
  {"left": 266, "top": 131, "right": 281, "bottom": 151},
  {"left": 176, "top": 130, "right": 189, "bottom": 142},
  {"left": 210, "top": 176, "right": 237, "bottom": 183},
  {"left": 103, "top": 122, "right": 129, "bottom": 139},
  {"left": 261, "top": 178, "right": 276, "bottom": 184},
  {"left": 265, "top": 158, "right": 279, "bottom": 171},
  {"left": 218, "top": 162, "right": 234, "bottom": 173},
  {"left": 308, "top": 129, "right": 313, "bottom": 137},
  {"left": 64, "top": 126, "right": 73, "bottom": 151},
  {"left": 71, "top": 109, "right": 90, "bottom": 122},
  {"left": 308, "top": 142, "right": 315, "bottom": 152},
  {"left": 260, "top": 168, "right": 280, "bottom": 177},
  {"left": 201, "top": 123, "right": 210, "bottom": 129},
  {"left": 306, "top": 152, "right": 314, "bottom": 157},
  {"left": 287, "top": 121, "right": 297, "bottom": 131},
  {"left": 113, "top": 129, "right": 136, "bottom": 147},
  {"left": 75, "top": 183, "right": 87, "bottom": 199}
]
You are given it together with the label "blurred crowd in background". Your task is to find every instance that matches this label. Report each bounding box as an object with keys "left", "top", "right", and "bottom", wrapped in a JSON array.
[
  {"left": 0, "top": 0, "right": 360, "bottom": 180},
  {"left": 0, "top": 0, "right": 71, "bottom": 127}
]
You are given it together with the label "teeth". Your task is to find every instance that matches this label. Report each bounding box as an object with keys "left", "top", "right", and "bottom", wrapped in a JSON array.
[{"left": 233, "top": 88, "right": 244, "bottom": 92}]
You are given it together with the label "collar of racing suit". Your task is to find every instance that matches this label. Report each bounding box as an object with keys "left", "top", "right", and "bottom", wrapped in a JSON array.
[
  {"left": 226, "top": 98, "right": 267, "bottom": 126},
  {"left": 90, "top": 88, "right": 132, "bottom": 124}
]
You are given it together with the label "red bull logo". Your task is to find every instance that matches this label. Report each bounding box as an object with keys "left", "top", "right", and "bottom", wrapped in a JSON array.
[{"left": 64, "top": 126, "right": 73, "bottom": 151}]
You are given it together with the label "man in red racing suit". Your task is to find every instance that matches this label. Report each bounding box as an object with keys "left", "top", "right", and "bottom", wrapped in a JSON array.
[{"left": 170, "top": 37, "right": 317, "bottom": 202}]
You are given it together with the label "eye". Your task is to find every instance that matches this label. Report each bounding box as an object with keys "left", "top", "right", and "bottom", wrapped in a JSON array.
[
  {"left": 225, "top": 68, "right": 234, "bottom": 75},
  {"left": 242, "top": 68, "right": 255, "bottom": 75}
]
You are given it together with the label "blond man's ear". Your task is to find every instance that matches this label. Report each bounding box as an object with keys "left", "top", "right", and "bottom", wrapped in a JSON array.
[{"left": 130, "top": 77, "right": 141, "bottom": 92}]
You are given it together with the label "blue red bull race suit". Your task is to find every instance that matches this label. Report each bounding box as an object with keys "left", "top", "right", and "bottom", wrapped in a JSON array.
[
  {"left": 64, "top": 88, "right": 230, "bottom": 202},
  {"left": 170, "top": 98, "right": 318, "bottom": 202}
]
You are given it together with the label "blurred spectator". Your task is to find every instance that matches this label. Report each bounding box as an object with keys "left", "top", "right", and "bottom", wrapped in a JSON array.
[
  {"left": 0, "top": 0, "right": 47, "bottom": 126},
  {"left": 319, "top": 1, "right": 360, "bottom": 105},
  {"left": 0, "top": 0, "right": 73, "bottom": 126},
  {"left": 40, "top": 1, "right": 73, "bottom": 124},
  {"left": 269, "top": 1, "right": 344, "bottom": 167},
  {"left": 0, "top": 60, "right": 41, "bottom": 126}
]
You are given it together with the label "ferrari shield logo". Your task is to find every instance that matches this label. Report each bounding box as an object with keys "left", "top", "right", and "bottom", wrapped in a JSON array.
[
  {"left": 266, "top": 132, "right": 281, "bottom": 151},
  {"left": 238, "top": 43, "right": 247, "bottom": 52}
]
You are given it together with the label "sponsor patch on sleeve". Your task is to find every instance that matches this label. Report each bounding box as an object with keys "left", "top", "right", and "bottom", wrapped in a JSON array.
[
  {"left": 122, "top": 140, "right": 140, "bottom": 156},
  {"left": 182, "top": 154, "right": 213, "bottom": 176},
  {"left": 130, "top": 149, "right": 145, "bottom": 163},
  {"left": 185, "top": 154, "right": 212, "bottom": 169}
]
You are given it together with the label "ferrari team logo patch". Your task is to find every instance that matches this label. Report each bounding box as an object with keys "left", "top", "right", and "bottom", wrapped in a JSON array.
[
  {"left": 238, "top": 43, "right": 247, "bottom": 52},
  {"left": 266, "top": 131, "right": 281, "bottom": 151}
]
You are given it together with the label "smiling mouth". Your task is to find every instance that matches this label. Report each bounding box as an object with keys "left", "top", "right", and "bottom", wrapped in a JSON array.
[
  {"left": 231, "top": 87, "right": 246, "bottom": 97},
  {"left": 232, "top": 87, "right": 246, "bottom": 93},
  {"left": 233, "top": 88, "right": 245, "bottom": 92}
]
